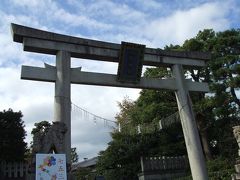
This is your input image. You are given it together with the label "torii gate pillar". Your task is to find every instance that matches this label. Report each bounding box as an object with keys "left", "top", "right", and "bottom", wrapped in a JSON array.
[
  {"left": 54, "top": 51, "right": 71, "bottom": 164},
  {"left": 173, "top": 64, "right": 208, "bottom": 179}
]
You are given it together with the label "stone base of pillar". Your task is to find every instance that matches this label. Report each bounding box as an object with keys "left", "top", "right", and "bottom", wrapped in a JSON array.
[
  {"left": 25, "top": 173, "right": 75, "bottom": 180},
  {"left": 68, "top": 173, "right": 77, "bottom": 180},
  {"left": 232, "top": 174, "right": 240, "bottom": 180},
  {"left": 232, "top": 159, "right": 240, "bottom": 180}
]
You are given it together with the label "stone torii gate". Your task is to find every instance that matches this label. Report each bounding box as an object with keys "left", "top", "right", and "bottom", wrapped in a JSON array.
[{"left": 11, "top": 23, "right": 210, "bottom": 179}]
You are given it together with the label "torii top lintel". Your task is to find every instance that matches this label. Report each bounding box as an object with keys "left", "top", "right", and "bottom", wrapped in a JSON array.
[{"left": 11, "top": 23, "right": 210, "bottom": 67}]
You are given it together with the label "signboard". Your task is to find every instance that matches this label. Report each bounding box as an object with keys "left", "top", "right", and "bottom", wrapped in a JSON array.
[
  {"left": 36, "top": 154, "right": 67, "bottom": 180},
  {"left": 117, "top": 42, "right": 145, "bottom": 83}
]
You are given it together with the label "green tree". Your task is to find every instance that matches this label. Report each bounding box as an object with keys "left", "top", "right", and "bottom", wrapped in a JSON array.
[
  {"left": 71, "top": 147, "right": 79, "bottom": 164},
  {"left": 208, "top": 29, "right": 240, "bottom": 158},
  {"left": 0, "top": 109, "right": 27, "bottom": 162},
  {"left": 31, "top": 120, "right": 51, "bottom": 138},
  {"left": 30, "top": 120, "right": 51, "bottom": 151},
  {"left": 181, "top": 29, "right": 240, "bottom": 159}
]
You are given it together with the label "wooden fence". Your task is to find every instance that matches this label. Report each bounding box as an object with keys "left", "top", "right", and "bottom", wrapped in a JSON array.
[
  {"left": 139, "top": 156, "right": 189, "bottom": 180},
  {"left": 141, "top": 155, "right": 189, "bottom": 172},
  {"left": 0, "top": 161, "right": 28, "bottom": 179}
]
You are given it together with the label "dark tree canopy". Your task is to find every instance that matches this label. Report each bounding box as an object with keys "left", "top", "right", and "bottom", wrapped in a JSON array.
[
  {"left": 0, "top": 109, "right": 27, "bottom": 162},
  {"left": 181, "top": 29, "right": 240, "bottom": 159},
  {"left": 31, "top": 120, "right": 51, "bottom": 137},
  {"left": 71, "top": 147, "right": 79, "bottom": 164}
]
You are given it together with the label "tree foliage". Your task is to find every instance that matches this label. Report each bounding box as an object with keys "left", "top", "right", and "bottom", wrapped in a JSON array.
[
  {"left": 182, "top": 29, "right": 240, "bottom": 159},
  {"left": 71, "top": 147, "right": 79, "bottom": 164},
  {"left": 0, "top": 109, "right": 27, "bottom": 162},
  {"left": 31, "top": 120, "right": 51, "bottom": 137}
]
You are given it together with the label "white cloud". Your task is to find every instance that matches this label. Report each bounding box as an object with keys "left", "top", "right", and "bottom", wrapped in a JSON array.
[
  {"left": 71, "top": 113, "right": 113, "bottom": 158},
  {"left": 53, "top": 8, "right": 113, "bottom": 30},
  {"left": 137, "top": 0, "right": 162, "bottom": 11},
  {"left": 142, "top": 1, "right": 231, "bottom": 47},
  {"left": 62, "top": 0, "right": 147, "bottom": 27},
  {"left": 9, "top": 0, "right": 114, "bottom": 31},
  {"left": 0, "top": 10, "right": 53, "bottom": 67},
  {"left": 153, "top": 2, "right": 230, "bottom": 47},
  {"left": 9, "top": 0, "right": 51, "bottom": 9}
]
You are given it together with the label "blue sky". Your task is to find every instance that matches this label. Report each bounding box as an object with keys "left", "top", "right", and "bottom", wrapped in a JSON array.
[{"left": 0, "top": 0, "right": 239, "bottom": 160}]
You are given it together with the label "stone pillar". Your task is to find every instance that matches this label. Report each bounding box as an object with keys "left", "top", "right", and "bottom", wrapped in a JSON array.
[
  {"left": 172, "top": 64, "right": 208, "bottom": 180},
  {"left": 232, "top": 126, "right": 240, "bottom": 179},
  {"left": 54, "top": 50, "right": 71, "bottom": 164}
]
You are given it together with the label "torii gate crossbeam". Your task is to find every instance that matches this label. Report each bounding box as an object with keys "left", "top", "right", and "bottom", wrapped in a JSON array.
[{"left": 11, "top": 23, "right": 210, "bottom": 180}]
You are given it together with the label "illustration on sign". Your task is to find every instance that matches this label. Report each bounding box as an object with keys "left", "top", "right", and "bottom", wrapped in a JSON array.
[{"left": 36, "top": 154, "right": 67, "bottom": 180}]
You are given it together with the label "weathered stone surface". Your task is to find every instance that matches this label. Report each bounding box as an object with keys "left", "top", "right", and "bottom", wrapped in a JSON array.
[
  {"left": 54, "top": 51, "right": 71, "bottom": 164},
  {"left": 235, "top": 164, "right": 240, "bottom": 173},
  {"left": 32, "top": 122, "right": 67, "bottom": 154},
  {"left": 232, "top": 126, "right": 240, "bottom": 179},
  {"left": 173, "top": 64, "right": 208, "bottom": 180},
  {"left": 233, "top": 126, "right": 240, "bottom": 156},
  {"left": 232, "top": 173, "right": 240, "bottom": 180},
  {"left": 21, "top": 65, "right": 210, "bottom": 92},
  {"left": 11, "top": 23, "right": 210, "bottom": 67}
]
